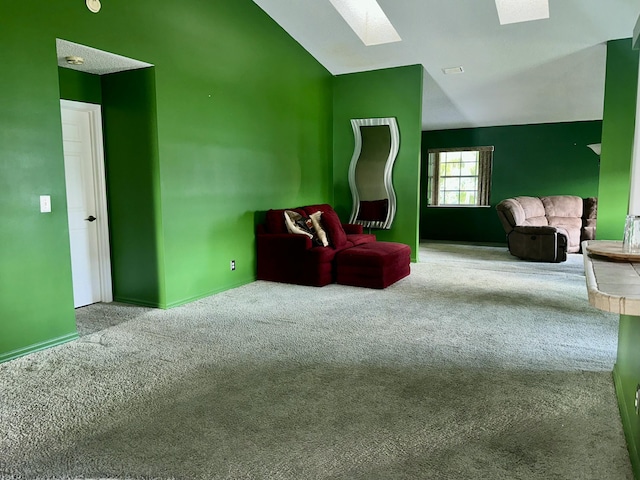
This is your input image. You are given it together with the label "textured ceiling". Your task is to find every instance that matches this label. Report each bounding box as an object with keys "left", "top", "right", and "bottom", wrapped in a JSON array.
[
  {"left": 253, "top": 0, "right": 640, "bottom": 130},
  {"left": 56, "top": 39, "right": 152, "bottom": 76}
]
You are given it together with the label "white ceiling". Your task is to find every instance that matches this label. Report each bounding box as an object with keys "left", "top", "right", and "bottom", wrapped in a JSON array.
[
  {"left": 56, "top": 39, "right": 152, "bottom": 76},
  {"left": 252, "top": 0, "right": 640, "bottom": 130}
]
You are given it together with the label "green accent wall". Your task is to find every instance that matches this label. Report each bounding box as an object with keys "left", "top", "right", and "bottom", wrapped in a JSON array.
[
  {"left": 102, "top": 68, "right": 164, "bottom": 307},
  {"left": 597, "top": 39, "right": 639, "bottom": 241},
  {"left": 614, "top": 314, "right": 640, "bottom": 479},
  {"left": 333, "top": 65, "right": 424, "bottom": 261},
  {"left": 58, "top": 67, "right": 102, "bottom": 104},
  {"left": 0, "top": 0, "right": 333, "bottom": 360},
  {"left": 154, "top": 4, "right": 333, "bottom": 307},
  {"left": 422, "top": 121, "right": 602, "bottom": 243},
  {"left": 599, "top": 38, "right": 640, "bottom": 480},
  {"left": 0, "top": 23, "right": 78, "bottom": 362}
]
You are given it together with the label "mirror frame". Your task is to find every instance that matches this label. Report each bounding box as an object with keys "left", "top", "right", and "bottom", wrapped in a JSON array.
[{"left": 348, "top": 117, "right": 400, "bottom": 229}]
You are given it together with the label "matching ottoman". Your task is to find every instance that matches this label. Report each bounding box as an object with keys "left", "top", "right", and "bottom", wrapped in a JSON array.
[{"left": 335, "top": 242, "right": 411, "bottom": 289}]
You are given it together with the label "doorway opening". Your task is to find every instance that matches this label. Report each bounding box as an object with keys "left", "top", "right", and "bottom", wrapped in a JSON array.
[{"left": 57, "top": 38, "right": 162, "bottom": 325}]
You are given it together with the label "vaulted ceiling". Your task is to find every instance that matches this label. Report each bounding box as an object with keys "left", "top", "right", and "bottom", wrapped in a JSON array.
[{"left": 253, "top": 0, "right": 640, "bottom": 130}]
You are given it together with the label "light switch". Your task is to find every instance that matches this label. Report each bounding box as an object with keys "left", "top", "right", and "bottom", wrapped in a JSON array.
[{"left": 40, "top": 195, "right": 51, "bottom": 213}]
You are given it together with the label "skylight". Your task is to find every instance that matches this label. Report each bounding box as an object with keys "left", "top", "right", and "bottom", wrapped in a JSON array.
[
  {"left": 495, "top": 0, "right": 549, "bottom": 25},
  {"left": 329, "top": 0, "right": 401, "bottom": 46}
]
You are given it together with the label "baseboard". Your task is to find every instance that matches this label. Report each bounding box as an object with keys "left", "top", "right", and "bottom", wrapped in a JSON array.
[
  {"left": 164, "top": 276, "right": 255, "bottom": 309},
  {"left": 0, "top": 332, "right": 79, "bottom": 364},
  {"left": 113, "top": 296, "right": 164, "bottom": 309},
  {"left": 613, "top": 365, "right": 640, "bottom": 479}
]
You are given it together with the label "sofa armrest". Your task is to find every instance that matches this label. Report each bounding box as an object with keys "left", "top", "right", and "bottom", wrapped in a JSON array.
[
  {"left": 257, "top": 232, "right": 314, "bottom": 283},
  {"left": 257, "top": 232, "right": 313, "bottom": 251},
  {"left": 508, "top": 226, "right": 568, "bottom": 262},
  {"left": 342, "top": 223, "right": 364, "bottom": 235},
  {"left": 512, "top": 225, "right": 561, "bottom": 235}
]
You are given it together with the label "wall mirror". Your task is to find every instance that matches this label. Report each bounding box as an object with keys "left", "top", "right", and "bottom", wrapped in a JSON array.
[{"left": 348, "top": 117, "right": 400, "bottom": 229}]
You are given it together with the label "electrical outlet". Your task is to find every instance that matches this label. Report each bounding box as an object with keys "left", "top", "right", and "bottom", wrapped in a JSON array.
[
  {"left": 635, "top": 385, "right": 640, "bottom": 415},
  {"left": 230, "top": 260, "right": 236, "bottom": 271}
]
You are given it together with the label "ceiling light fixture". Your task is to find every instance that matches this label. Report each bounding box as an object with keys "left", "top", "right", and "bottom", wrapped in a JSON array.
[
  {"left": 86, "top": 0, "right": 101, "bottom": 13},
  {"left": 442, "top": 66, "right": 464, "bottom": 75},
  {"left": 328, "top": 0, "right": 401, "bottom": 46},
  {"left": 494, "top": 0, "right": 549, "bottom": 25},
  {"left": 587, "top": 143, "right": 602, "bottom": 156},
  {"left": 65, "top": 56, "right": 85, "bottom": 65}
]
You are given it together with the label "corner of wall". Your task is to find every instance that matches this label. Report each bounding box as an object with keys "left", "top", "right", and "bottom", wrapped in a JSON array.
[{"left": 597, "top": 38, "right": 639, "bottom": 240}]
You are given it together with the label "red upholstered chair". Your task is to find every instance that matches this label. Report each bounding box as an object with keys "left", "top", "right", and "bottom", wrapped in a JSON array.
[{"left": 256, "top": 204, "right": 376, "bottom": 286}]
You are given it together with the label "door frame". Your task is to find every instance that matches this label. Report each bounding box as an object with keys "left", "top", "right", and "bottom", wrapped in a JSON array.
[{"left": 60, "top": 99, "right": 113, "bottom": 304}]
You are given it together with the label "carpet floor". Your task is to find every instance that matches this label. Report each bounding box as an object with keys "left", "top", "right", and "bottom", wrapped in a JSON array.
[{"left": 0, "top": 242, "right": 633, "bottom": 479}]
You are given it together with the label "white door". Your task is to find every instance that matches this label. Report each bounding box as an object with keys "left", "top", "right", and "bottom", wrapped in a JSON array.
[{"left": 60, "top": 101, "right": 112, "bottom": 308}]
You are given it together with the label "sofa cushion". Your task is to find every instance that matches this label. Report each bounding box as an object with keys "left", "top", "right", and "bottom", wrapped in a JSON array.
[
  {"left": 265, "top": 208, "right": 306, "bottom": 234},
  {"left": 582, "top": 197, "right": 598, "bottom": 243},
  {"left": 515, "top": 196, "right": 546, "bottom": 219},
  {"left": 541, "top": 196, "right": 584, "bottom": 253},
  {"left": 302, "top": 204, "right": 347, "bottom": 248},
  {"left": 583, "top": 197, "right": 597, "bottom": 222},
  {"left": 548, "top": 216, "right": 583, "bottom": 252},
  {"left": 335, "top": 242, "right": 411, "bottom": 289},
  {"left": 283, "top": 210, "right": 314, "bottom": 239},
  {"left": 343, "top": 224, "right": 364, "bottom": 235},
  {"left": 346, "top": 233, "right": 377, "bottom": 247},
  {"left": 284, "top": 210, "right": 331, "bottom": 247},
  {"left": 541, "top": 195, "right": 583, "bottom": 218},
  {"left": 522, "top": 216, "right": 548, "bottom": 227}
]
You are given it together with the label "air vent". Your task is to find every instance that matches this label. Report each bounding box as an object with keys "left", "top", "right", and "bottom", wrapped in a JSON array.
[{"left": 442, "top": 66, "right": 464, "bottom": 75}]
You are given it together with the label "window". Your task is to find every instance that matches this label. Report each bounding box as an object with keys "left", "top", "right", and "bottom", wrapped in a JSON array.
[{"left": 427, "top": 146, "right": 494, "bottom": 206}]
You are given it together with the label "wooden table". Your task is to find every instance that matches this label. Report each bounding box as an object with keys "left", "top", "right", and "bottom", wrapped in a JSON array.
[{"left": 583, "top": 240, "right": 640, "bottom": 314}]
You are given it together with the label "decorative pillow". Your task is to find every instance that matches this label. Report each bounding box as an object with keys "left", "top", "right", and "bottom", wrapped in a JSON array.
[
  {"left": 284, "top": 210, "right": 313, "bottom": 239},
  {"left": 266, "top": 208, "right": 305, "bottom": 234},
  {"left": 283, "top": 210, "right": 327, "bottom": 247},
  {"left": 317, "top": 208, "right": 347, "bottom": 248},
  {"left": 300, "top": 204, "right": 347, "bottom": 248},
  {"left": 309, "top": 211, "right": 329, "bottom": 247}
]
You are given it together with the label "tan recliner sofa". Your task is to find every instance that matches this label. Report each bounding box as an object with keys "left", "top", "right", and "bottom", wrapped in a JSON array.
[{"left": 496, "top": 195, "right": 597, "bottom": 262}]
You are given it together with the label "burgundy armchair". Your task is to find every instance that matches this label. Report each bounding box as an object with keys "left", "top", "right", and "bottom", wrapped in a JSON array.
[{"left": 256, "top": 203, "right": 376, "bottom": 286}]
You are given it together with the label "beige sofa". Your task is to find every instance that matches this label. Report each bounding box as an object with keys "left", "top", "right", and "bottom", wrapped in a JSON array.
[{"left": 496, "top": 195, "right": 597, "bottom": 262}]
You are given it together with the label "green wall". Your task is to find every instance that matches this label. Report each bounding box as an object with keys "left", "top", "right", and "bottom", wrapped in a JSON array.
[
  {"left": 600, "top": 38, "right": 640, "bottom": 480},
  {"left": 0, "top": 23, "right": 78, "bottom": 362},
  {"left": 58, "top": 67, "right": 102, "bottom": 104},
  {"left": 421, "top": 121, "right": 602, "bottom": 243},
  {"left": 0, "top": 0, "right": 333, "bottom": 360},
  {"left": 333, "top": 65, "right": 424, "bottom": 261},
  {"left": 614, "top": 314, "right": 640, "bottom": 478},
  {"left": 101, "top": 68, "right": 164, "bottom": 307},
  {"left": 597, "top": 39, "right": 639, "bottom": 241}
]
